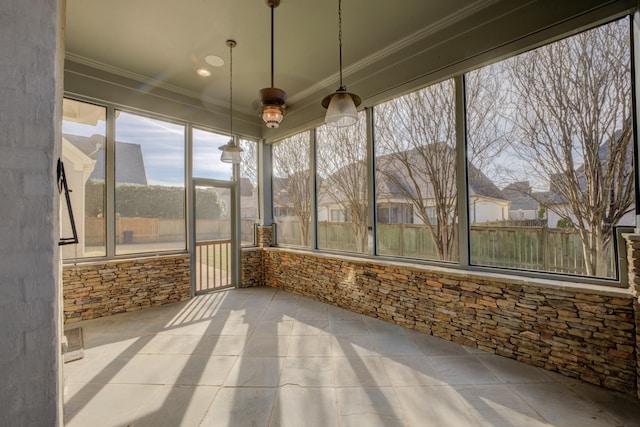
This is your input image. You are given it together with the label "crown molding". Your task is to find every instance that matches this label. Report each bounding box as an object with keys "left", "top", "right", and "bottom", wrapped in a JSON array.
[{"left": 287, "top": 0, "right": 501, "bottom": 104}]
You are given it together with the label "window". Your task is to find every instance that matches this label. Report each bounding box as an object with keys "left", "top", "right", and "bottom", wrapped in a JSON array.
[
  {"left": 466, "top": 19, "right": 633, "bottom": 278},
  {"left": 374, "top": 80, "right": 458, "bottom": 261},
  {"left": 61, "top": 98, "right": 107, "bottom": 258},
  {"left": 272, "top": 132, "right": 312, "bottom": 247},
  {"left": 330, "top": 209, "right": 347, "bottom": 222},
  {"left": 193, "top": 128, "right": 233, "bottom": 181},
  {"left": 115, "top": 111, "right": 186, "bottom": 254},
  {"left": 377, "top": 203, "right": 414, "bottom": 224},
  {"left": 317, "top": 112, "right": 369, "bottom": 253},
  {"left": 240, "top": 139, "right": 259, "bottom": 246}
]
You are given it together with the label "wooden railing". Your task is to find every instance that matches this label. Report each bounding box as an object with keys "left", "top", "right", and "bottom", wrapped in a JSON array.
[{"left": 195, "top": 239, "right": 232, "bottom": 293}]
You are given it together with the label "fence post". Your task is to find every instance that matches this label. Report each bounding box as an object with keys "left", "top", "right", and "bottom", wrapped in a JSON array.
[{"left": 542, "top": 226, "right": 549, "bottom": 271}]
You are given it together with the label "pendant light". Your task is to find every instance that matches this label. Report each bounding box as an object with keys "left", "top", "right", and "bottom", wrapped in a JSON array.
[
  {"left": 219, "top": 39, "right": 243, "bottom": 164},
  {"left": 259, "top": 0, "right": 287, "bottom": 128},
  {"left": 321, "top": 0, "right": 361, "bottom": 127}
]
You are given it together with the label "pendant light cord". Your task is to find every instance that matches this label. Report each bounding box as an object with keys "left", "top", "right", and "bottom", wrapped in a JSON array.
[
  {"left": 338, "top": 0, "right": 343, "bottom": 89},
  {"left": 271, "top": 5, "right": 275, "bottom": 88},
  {"left": 229, "top": 42, "right": 233, "bottom": 141}
]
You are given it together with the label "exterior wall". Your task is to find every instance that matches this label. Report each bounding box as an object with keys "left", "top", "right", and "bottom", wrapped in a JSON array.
[
  {"left": 63, "top": 254, "right": 190, "bottom": 323},
  {"left": 470, "top": 198, "right": 509, "bottom": 223},
  {"left": 263, "top": 248, "right": 636, "bottom": 394},
  {"left": 547, "top": 208, "right": 569, "bottom": 228},
  {"left": 0, "top": 0, "right": 65, "bottom": 424}
]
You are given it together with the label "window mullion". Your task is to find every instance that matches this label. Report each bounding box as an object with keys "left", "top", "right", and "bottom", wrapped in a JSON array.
[
  {"left": 455, "top": 74, "right": 470, "bottom": 268},
  {"left": 106, "top": 106, "right": 116, "bottom": 258}
]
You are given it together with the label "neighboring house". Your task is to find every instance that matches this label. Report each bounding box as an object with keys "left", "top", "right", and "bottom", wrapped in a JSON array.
[
  {"left": 60, "top": 137, "right": 96, "bottom": 258},
  {"left": 272, "top": 176, "right": 296, "bottom": 218},
  {"left": 529, "top": 130, "right": 635, "bottom": 228},
  {"left": 502, "top": 181, "right": 541, "bottom": 221},
  {"left": 218, "top": 177, "right": 259, "bottom": 220},
  {"left": 467, "top": 166, "right": 511, "bottom": 224},
  {"left": 272, "top": 174, "right": 312, "bottom": 220},
  {"left": 63, "top": 133, "right": 148, "bottom": 185},
  {"left": 309, "top": 146, "right": 511, "bottom": 225},
  {"left": 239, "top": 178, "right": 258, "bottom": 220}
]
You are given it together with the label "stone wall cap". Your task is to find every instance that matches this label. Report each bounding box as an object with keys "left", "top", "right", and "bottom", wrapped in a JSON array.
[
  {"left": 63, "top": 252, "right": 190, "bottom": 268},
  {"left": 622, "top": 232, "right": 640, "bottom": 241}
]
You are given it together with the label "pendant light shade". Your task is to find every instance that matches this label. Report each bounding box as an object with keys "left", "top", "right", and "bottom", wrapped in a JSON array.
[
  {"left": 259, "top": 0, "right": 287, "bottom": 129},
  {"left": 260, "top": 87, "right": 287, "bottom": 129},
  {"left": 219, "top": 39, "right": 243, "bottom": 164},
  {"left": 322, "top": 0, "right": 361, "bottom": 127},
  {"left": 219, "top": 140, "right": 243, "bottom": 163},
  {"left": 322, "top": 88, "right": 361, "bottom": 127}
]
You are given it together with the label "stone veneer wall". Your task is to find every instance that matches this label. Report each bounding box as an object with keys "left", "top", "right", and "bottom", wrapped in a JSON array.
[
  {"left": 263, "top": 247, "right": 636, "bottom": 394},
  {"left": 241, "top": 248, "right": 263, "bottom": 288},
  {"left": 238, "top": 225, "right": 272, "bottom": 288},
  {"left": 62, "top": 254, "right": 190, "bottom": 323},
  {"left": 626, "top": 234, "right": 640, "bottom": 399},
  {"left": 256, "top": 225, "right": 274, "bottom": 247}
]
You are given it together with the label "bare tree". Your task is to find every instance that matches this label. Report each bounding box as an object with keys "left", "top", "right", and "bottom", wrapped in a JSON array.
[
  {"left": 240, "top": 138, "right": 258, "bottom": 184},
  {"left": 466, "top": 66, "right": 514, "bottom": 177},
  {"left": 272, "top": 133, "right": 312, "bottom": 246},
  {"left": 507, "top": 19, "right": 634, "bottom": 276},
  {"left": 375, "top": 79, "right": 458, "bottom": 261},
  {"left": 317, "top": 117, "right": 369, "bottom": 253}
]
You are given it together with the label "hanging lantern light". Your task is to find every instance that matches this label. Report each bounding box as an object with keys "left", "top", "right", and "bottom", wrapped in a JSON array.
[
  {"left": 321, "top": 0, "right": 361, "bottom": 127},
  {"left": 219, "top": 39, "right": 243, "bottom": 164},
  {"left": 258, "top": 0, "right": 287, "bottom": 128}
]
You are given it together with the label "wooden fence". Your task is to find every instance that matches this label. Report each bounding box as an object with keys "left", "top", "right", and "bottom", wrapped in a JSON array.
[
  {"left": 276, "top": 220, "right": 616, "bottom": 278},
  {"left": 87, "top": 216, "right": 617, "bottom": 278}
]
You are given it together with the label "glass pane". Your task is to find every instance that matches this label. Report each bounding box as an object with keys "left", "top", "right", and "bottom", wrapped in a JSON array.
[
  {"left": 240, "top": 139, "right": 259, "bottom": 246},
  {"left": 273, "top": 132, "right": 312, "bottom": 247},
  {"left": 61, "top": 98, "right": 107, "bottom": 258},
  {"left": 467, "top": 19, "right": 633, "bottom": 278},
  {"left": 374, "top": 80, "right": 458, "bottom": 261},
  {"left": 115, "top": 111, "right": 186, "bottom": 254},
  {"left": 193, "top": 128, "right": 233, "bottom": 180},
  {"left": 317, "top": 112, "right": 369, "bottom": 254}
]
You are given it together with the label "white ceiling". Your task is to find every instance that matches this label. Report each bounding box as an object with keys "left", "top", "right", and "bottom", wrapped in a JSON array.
[{"left": 64, "top": 0, "right": 634, "bottom": 138}]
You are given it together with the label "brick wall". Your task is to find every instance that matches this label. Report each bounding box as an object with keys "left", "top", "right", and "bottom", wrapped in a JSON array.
[
  {"left": 63, "top": 254, "right": 190, "bottom": 323},
  {"left": 263, "top": 247, "right": 636, "bottom": 394}
]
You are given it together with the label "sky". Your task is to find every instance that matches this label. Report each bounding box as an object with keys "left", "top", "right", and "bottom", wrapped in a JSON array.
[{"left": 63, "top": 110, "right": 234, "bottom": 186}]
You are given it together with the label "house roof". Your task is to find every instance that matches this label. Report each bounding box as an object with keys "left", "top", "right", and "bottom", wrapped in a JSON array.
[
  {"left": 376, "top": 145, "right": 507, "bottom": 202},
  {"left": 467, "top": 165, "right": 505, "bottom": 200},
  {"left": 63, "top": 133, "right": 147, "bottom": 185},
  {"left": 539, "top": 127, "right": 633, "bottom": 206},
  {"left": 502, "top": 181, "right": 539, "bottom": 210}
]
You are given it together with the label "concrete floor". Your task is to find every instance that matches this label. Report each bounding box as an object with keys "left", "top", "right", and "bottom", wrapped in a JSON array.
[{"left": 63, "top": 286, "right": 640, "bottom": 427}]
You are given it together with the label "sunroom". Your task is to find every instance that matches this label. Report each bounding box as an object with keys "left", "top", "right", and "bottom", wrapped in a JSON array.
[{"left": 4, "top": 0, "right": 640, "bottom": 425}]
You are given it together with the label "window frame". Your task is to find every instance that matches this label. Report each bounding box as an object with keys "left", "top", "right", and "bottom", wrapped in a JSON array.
[
  {"left": 270, "top": 15, "right": 635, "bottom": 287},
  {"left": 61, "top": 96, "right": 251, "bottom": 262}
]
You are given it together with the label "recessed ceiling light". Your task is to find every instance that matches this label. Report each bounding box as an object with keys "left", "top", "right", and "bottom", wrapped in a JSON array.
[
  {"left": 205, "top": 55, "right": 224, "bottom": 67},
  {"left": 196, "top": 68, "right": 211, "bottom": 77}
]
